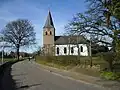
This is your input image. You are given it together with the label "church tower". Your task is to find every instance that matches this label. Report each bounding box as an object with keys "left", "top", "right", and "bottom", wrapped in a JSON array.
[{"left": 43, "top": 10, "right": 55, "bottom": 55}]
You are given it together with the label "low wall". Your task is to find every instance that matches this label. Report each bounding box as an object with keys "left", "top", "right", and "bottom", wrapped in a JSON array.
[{"left": 0, "top": 59, "right": 24, "bottom": 85}]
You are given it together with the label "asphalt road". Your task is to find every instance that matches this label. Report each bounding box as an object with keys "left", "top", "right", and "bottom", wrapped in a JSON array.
[{"left": 1, "top": 60, "right": 106, "bottom": 90}]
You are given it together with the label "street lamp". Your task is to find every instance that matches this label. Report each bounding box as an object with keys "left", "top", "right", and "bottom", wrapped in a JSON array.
[{"left": 89, "top": 35, "right": 92, "bottom": 67}]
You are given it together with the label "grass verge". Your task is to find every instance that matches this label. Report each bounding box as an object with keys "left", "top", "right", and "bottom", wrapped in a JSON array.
[{"left": 36, "top": 59, "right": 100, "bottom": 77}]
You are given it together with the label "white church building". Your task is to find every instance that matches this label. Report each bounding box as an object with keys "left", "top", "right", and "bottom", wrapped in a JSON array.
[{"left": 42, "top": 11, "right": 89, "bottom": 56}]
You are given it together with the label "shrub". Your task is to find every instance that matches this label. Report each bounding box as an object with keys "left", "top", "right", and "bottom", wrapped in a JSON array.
[
  {"left": 101, "top": 52, "right": 115, "bottom": 71},
  {"left": 100, "top": 71, "right": 120, "bottom": 80}
]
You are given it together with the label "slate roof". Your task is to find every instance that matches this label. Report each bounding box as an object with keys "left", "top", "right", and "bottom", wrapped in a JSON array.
[
  {"left": 54, "top": 35, "right": 88, "bottom": 45},
  {"left": 43, "top": 10, "right": 54, "bottom": 28}
]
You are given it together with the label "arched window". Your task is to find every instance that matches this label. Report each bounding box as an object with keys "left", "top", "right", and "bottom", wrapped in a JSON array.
[
  {"left": 71, "top": 47, "right": 74, "bottom": 54},
  {"left": 81, "top": 46, "right": 83, "bottom": 52},
  {"left": 57, "top": 47, "right": 59, "bottom": 54},
  {"left": 64, "top": 47, "right": 67, "bottom": 54},
  {"left": 45, "top": 31, "right": 47, "bottom": 35},
  {"left": 50, "top": 31, "right": 52, "bottom": 35}
]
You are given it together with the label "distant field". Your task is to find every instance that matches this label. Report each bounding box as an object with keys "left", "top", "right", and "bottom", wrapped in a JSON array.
[
  {"left": 0, "top": 57, "right": 29, "bottom": 64},
  {"left": 0, "top": 58, "right": 15, "bottom": 63}
]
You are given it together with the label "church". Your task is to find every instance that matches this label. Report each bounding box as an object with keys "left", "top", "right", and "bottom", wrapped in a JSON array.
[{"left": 42, "top": 11, "right": 89, "bottom": 56}]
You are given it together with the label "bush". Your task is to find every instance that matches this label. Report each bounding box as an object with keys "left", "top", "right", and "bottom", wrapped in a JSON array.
[
  {"left": 100, "top": 71, "right": 120, "bottom": 80},
  {"left": 101, "top": 52, "right": 115, "bottom": 71}
]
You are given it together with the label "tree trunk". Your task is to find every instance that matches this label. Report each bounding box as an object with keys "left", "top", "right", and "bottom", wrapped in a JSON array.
[
  {"left": 68, "top": 44, "right": 70, "bottom": 55},
  {"left": 77, "top": 44, "right": 81, "bottom": 64},
  {"left": 89, "top": 42, "right": 92, "bottom": 67},
  {"left": 109, "top": 61, "right": 113, "bottom": 72},
  {"left": 17, "top": 45, "right": 20, "bottom": 61},
  {"left": 68, "top": 37, "right": 71, "bottom": 55},
  {"left": 112, "top": 39, "right": 116, "bottom": 52}
]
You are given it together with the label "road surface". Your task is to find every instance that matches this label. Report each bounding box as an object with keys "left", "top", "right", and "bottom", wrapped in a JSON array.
[{"left": 1, "top": 60, "right": 106, "bottom": 90}]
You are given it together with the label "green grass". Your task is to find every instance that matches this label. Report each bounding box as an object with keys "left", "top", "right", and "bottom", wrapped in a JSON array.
[
  {"left": 100, "top": 71, "right": 120, "bottom": 80},
  {"left": 0, "top": 58, "right": 17, "bottom": 63},
  {"left": 0, "top": 57, "right": 29, "bottom": 62},
  {"left": 0, "top": 58, "right": 14, "bottom": 61}
]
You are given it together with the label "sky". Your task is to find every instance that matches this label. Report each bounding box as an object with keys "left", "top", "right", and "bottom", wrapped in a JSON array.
[{"left": 0, "top": 0, "right": 87, "bottom": 53}]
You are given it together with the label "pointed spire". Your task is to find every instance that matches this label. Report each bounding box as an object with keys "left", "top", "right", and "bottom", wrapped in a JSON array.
[{"left": 44, "top": 10, "right": 54, "bottom": 28}]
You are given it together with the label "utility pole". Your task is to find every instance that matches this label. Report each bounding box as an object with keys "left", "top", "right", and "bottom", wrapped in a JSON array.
[
  {"left": 68, "top": 35, "right": 71, "bottom": 55},
  {"left": 1, "top": 37, "right": 4, "bottom": 64},
  {"left": 2, "top": 46, "right": 4, "bottom": 64},
  {"left": 89, "top": 36, "right": 92, "bottom": 67},
  {"left": 77, "top": 33, "right": 81, "bottom": 64}
]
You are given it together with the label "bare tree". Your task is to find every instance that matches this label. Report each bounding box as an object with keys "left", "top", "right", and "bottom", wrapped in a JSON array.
[
  {"left": 67, "top": 34, "right": 82, "bottom": 63},
  {"left": 34, "top": 46, "right": 42, "bottom": 55},
  {"left": 1, "top": 19, "right": 36, "bottom": 61}
]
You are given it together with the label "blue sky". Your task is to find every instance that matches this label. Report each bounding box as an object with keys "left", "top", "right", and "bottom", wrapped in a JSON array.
[{"left": 0, "top": 0, "right": 87, "bottom": 52}]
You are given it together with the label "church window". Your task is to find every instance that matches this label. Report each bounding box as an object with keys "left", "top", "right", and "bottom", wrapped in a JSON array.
[
  {"left": 45, "top": 31, "right": 47, "bottom": 35},
  {"left": 64, "top": 47, "right": 67, "bottom": 54},
  {"left": 71, "top": 47, "right": 74, "bottom": 54},
  {"left": 50, "top": 31, "right": 52, "bottom": 35},
  {"left": 57, "top": 47, "right": 59, "bottom": 54},
  {"left": 81, "top": 46, "right": 83, "bottom": 52}
]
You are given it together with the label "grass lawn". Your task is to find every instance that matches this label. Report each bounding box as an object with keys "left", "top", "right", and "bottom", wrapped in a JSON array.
[
  {"left": 0, "top": 57, "right": 29, "bottom": 63},
  {"left": 0, "top": 58, "right": 16, "bottom": 63},
  {"left": 36, "top": 56, "right": 101, "bottom": 77}
]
